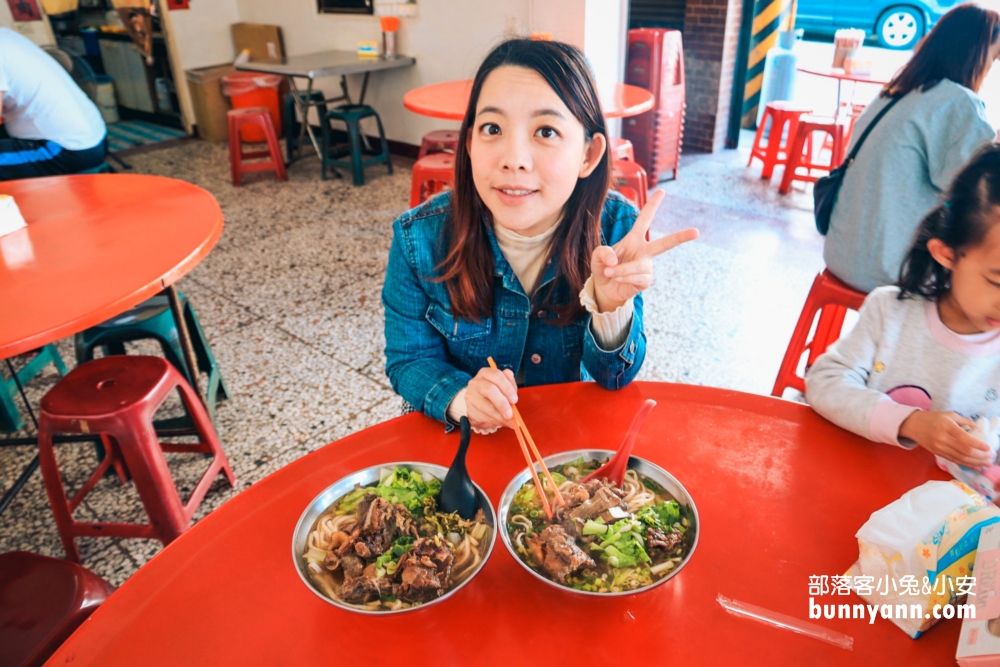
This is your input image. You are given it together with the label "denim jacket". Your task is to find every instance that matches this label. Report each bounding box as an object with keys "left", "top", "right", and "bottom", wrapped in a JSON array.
[{"left": 382, "top": 189, "right": 645, "bottom": 425}]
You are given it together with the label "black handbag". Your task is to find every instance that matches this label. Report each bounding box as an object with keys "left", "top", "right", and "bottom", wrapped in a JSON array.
[{"left": 813, "top": 96, "right": 901, "bottom": 235}]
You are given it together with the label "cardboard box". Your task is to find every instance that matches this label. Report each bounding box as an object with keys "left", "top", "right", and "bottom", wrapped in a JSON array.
[
  {"left": 231, "top": 23, "right": 284, "bottom": 63},
  {"left": 958, "top": 523, "right": 1000, "bottom": 666},
  {"left": 185, "top": 64, "right": 234, "bottom": 143}
]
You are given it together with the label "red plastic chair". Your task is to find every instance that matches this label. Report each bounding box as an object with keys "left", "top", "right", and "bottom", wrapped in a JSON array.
[
  {"left": 747, "top": 101, "right": 813, "bottom": 180},
  {"left": 610, "top": 137, "right": 635, "bottom": 162},
  {"left": 410, "top": 152, "right": 456, "bottom": 208},
  {"left": 227, "top": 107, "right": 288, "bottom": 186},
  {"left": 37, "top": 356, "right": 237, "bottom": 563},
  {"left": 0, "top": 551, "right": 115, "bottom": 667},
  {"left": 612, "top": 159, "right": 648, "bottom": 208},
  {"left": 772, "top": 270, "right": 868, "bottom": 398},
  {"left": 778, "top": 115, "right": 849, "bottom": 194},
  {"left": 417, "top": 129, "right": 460, "bottom": 160}
]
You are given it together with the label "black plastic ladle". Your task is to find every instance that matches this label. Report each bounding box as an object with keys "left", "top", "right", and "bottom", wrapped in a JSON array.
[{"left": 439, "top": 416, "right": 478, "bottom": 519}]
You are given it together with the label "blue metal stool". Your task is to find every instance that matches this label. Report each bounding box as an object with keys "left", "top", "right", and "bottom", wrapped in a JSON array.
[
  {"left": 1, "top": 345, "right": 67, "bottom": 432},
  {"left": 74, "top": 294, "right": 228, "bottom": 426},
  {"left": 321, "top": 104, "right": 392, "bottom": 185}
]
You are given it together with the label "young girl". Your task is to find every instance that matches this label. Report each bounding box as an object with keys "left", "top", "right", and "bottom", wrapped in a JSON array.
[
  {"left": 382, "top": 39, "right": 697, "bottom": 433},
  {"left": 806, "top": 144, "right": 1000, "bottom": 470}
]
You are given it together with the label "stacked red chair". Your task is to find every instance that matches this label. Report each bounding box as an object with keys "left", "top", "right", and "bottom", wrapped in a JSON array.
[
  {"left": 37, "top": 355, "right": 237, "bottom": 563},
  {"left": 778, "top": 115, "right": 849, "bottom": 194},
  {"left": 609, "top": 137, "right": 635, "bottom": 162},
  {"left": 0, "top": 551, "right": 115, "bottom": 667},
  {"left": 748, "top": 101, "right": 814, "bottom": 180},
  {"left": 772, "top": 270, "right": 868, "bottom": 398},
  {"left": 622, "top": 28, "right": 685, "bottom": 183},
  {"left": 612, "top": 160, "right": 649, "bottom": 209},
  {"left": 227, "top": 107, "right": 288, "bottom": 186},
  {"left": 417, "top": 129, "right": 460, "bottom": 160},
  {"left": 410, "top": 152, "right": 456, "bottom": 208}
]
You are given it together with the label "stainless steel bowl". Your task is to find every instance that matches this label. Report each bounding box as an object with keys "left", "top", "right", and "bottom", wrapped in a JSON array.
[
  {"left": 498, "top": 449, "right": 699, "bottom": 597},
  {"left": 292, "top": 462, "right": 497, "bottom": 614}
]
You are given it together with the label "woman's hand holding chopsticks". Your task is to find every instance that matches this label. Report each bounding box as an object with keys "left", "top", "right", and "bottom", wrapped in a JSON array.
[{"left": 465, "top": 366, "right": 518, "bottom": 432}]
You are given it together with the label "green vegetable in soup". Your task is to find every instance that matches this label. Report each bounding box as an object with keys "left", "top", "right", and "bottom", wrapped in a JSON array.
[
  {"left": 373, "top": 468, "right": 442, "bottom": 517},
  {"left": 636, "top": 500, "right": 681, "bottom": 530}
]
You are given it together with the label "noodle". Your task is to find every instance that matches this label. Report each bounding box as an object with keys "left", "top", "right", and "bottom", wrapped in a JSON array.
[{"left": 302, "top": 470, "right": 492, "bottom": 610}]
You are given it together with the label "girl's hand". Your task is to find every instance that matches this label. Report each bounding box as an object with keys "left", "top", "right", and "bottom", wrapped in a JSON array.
[
  {"left": 591, "top": 189, "right": 699, "bottom": 312},
  {"left": 465, "top": 366, "right": 518, "bottom": 432},
  {"left": 900, "top": 410, "right": 995, "bottom": 468}
]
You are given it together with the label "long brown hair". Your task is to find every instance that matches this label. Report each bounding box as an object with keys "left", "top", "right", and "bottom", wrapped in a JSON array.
[
  {"left": 435, "top": 39, "right": 611, "bottom": 324},
  {"left": 884, "top": 3, "right": 1000, "bottom": 98}
]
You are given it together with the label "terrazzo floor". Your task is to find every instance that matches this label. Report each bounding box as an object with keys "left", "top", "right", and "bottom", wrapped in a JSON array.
[{"left": 0, "top": 133, "right": 820, "bottom": 584}]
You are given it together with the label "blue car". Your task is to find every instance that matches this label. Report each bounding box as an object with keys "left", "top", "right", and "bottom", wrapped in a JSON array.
[{"left": 796, "top": 0, "right": 959, "bottom": 49}]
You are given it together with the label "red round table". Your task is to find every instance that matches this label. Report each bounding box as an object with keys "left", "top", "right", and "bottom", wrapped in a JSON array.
[
  {"left": 0, "top": 174, "right": 223, "bottom": 513},
  {"left": 404, "top": 80, "right": 655, "bottom": 120},
  {"left": 0, "top": 174, "right": 223, "bottom": 359},
  {"left": 45, "top": 382, "right": 956, "bottom": 666},
  {"left": 797, "top": 65, "right": 892, "bottom": 117}
]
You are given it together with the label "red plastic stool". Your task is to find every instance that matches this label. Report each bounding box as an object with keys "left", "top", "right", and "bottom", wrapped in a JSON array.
[
  {"left": 778, "top": 115, "right": 848, "bottom": 194},
  {"left": 610, "top": 137, "right": 635, "bottom": 162},
  {"left": 612, "top": 159, "right": 648, "bottom": 208},
  {"left": 227, "top": 107, "right": 288, "bottom": 186},
  {"left": 772, "top": 269, "right": 868, "bottom": 398},
  {"left": 410, "top": 152, "right": 455, "bottom": 208},
  {"left": 37, "top": 356, "right": 237, "bottom": 563},
  {"left": 417, "top": 129, "right": 460, "bottom": 160},
  {"left": 0, "top": 551, "right": 115, "bottom": 667},
  {"left": 748, "top": 101, "right": 813, "bottom": 180}
]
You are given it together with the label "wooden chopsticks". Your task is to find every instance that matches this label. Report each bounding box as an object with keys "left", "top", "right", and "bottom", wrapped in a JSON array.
[{"left": 486, "top": 357, "right": 565, "bottom": 519}]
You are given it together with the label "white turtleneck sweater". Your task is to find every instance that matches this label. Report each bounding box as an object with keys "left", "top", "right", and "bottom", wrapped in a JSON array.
[{"left": 447, "top": 222, "right": 635, "bottom": 429}]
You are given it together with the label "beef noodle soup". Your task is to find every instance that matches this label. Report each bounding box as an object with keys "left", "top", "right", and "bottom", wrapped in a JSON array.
[
  {"left": 507, "top": 457, "right": 693, "bottom": 593},
  {"left": 302, "top": 467, "right": 491, "bottom": 611}
]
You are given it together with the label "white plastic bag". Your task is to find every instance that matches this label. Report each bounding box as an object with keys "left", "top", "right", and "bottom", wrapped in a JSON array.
[{"left": 847, "top": 480, "right": 1000, "bottom": 638}]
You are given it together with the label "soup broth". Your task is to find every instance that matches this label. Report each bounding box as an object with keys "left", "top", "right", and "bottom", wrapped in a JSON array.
[
  {"left": 507, "top": 457, "right": 693, "bottom": 593},
  {"left": 303, "top": 467, "right": 491, "bottom": 611}
]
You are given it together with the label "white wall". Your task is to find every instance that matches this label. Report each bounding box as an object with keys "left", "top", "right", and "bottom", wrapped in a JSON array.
[
  {"left": 162, "top": 0, "right": 241, "bottom": 131},
  {"left": 0, "top": 5, "right": 54, "bottom": 46},
  {"left": 231, "top": 0, "right": 627, "bottom": 146}
]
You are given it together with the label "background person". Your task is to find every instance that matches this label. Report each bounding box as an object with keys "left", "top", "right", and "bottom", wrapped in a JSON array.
[
  {"left": 806, "top": 145, "right": 1000, "bottom": 469},
  {"left": 0, "top": 27, "right": 107, "bottom": 180},
  {"left": 382, "top": 39, "right": 697, "bottom": 434},
  {"left": 824, "top": 4, "right": 1000, "bottom": 293}
]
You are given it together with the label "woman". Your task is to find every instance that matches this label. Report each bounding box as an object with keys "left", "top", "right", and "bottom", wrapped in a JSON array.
[
  {"left": 824, "top": 3, "right": 999, "bottom": 293},
  {"left": 382, "top": 39, "right": 696, "bottom": 433}
]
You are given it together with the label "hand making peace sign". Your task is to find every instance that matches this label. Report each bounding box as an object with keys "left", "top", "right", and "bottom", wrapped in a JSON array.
[{"left": 591, "top": 190, "right": 699, "bottom": 312}]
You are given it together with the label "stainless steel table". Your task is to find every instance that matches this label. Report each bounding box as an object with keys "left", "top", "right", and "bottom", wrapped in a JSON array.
[{"left": 237, "top": 50, "right": 415, "bottom": 161}]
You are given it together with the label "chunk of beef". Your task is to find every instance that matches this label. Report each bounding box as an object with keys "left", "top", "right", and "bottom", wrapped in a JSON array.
[
  {"left": 339, "top": 576, "right": 380, "bottom": 604},
  {"left": 337, "top": 493, "right": 413, "bottom": 559},
  {"left": 396, "top": 537, "right": 454, "bottom": 603},
  {"left": 340, "top": 553, "right": 365, "bottom": 578},
  {"left": 582, "top": 478, "right": 624, "bottom": 499},
  {"left": 647, "top": 527, "right": 682, "bottom": 552},
  {"left": 526, "top": 525, "right": 595, "bottom": 584},
  {"left": 561, "top": 482, "right": 591, "bottom": 508},
  {"left": 568, "top": 485, "right": 627, "bottom": 522}
]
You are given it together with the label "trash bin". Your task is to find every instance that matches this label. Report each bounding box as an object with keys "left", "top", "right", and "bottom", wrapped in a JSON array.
[
  {"left": 185, "top": 64, "right": 235, "bottom": 143},
  {"left": 221, "top": 72, "right": 282, "bottom": 143}
]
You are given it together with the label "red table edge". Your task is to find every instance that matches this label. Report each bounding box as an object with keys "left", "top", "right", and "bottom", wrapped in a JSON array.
[
  {"left": 0, "top": 179, "right": 224, "bottom": 359},
  {"left": 797, "top": 65, "right": 891, "bottom": 86},
  {"left": 403, "top": 82, "right": 655, "bottom": 121}
]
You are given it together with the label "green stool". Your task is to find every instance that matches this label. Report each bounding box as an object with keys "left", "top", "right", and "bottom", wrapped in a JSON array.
[
  {"left": 74, "top": 294, "right": 228, "bottom": 427},
  {"left": 321, "top": 104, "right": 392, "bottom": 185},
  {"left": 76, "top": 162, "right": 113, "bottom": 174},
  {"left": 283, "top": 91, "right": 329, "bottom": 163},
  {"left": 1, "top": 345, "right": 67, "bottom": 432}
]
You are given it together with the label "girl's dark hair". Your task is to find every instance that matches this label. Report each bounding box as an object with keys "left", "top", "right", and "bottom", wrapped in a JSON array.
[
  {"left": 898, "top": 144, "right": 1000, "bottom": 299},
  {"left": 436, "top": 39, "right": 611, "bottom": 324},
  {"left": 883, "top": 4, "right": 1000, "bottom": 98}
]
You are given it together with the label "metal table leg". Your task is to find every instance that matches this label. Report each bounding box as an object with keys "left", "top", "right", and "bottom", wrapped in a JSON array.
[
  {"left": 0, "top": 357, "right": 42, "bottom": 515},
  {"left": 165, "top": 285, "right": 205, "bottom": 407}
]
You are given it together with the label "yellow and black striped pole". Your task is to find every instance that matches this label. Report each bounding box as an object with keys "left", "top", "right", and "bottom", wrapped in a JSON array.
[{"left": 741, "top": 0, "right": 795, "bottom": 128}]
